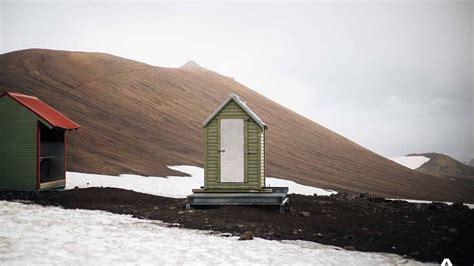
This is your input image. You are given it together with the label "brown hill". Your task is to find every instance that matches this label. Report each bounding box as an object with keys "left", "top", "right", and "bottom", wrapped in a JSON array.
[
  {"left": 408, "top": 153, "right": 474, "bottom": 178},
  {"left": 1, "top": 49, "right": 473, "bottom": 202}
]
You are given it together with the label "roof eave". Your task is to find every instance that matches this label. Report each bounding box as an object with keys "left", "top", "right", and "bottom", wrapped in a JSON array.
[
  {"left": 202, "top": 97, "right": 234, "bottom": 128},
  {"left": 1, "top": 91, "right": 81, "bottom": 130},
  {"left": 202, "top": 93, "right": 266, "bottom": 130}
]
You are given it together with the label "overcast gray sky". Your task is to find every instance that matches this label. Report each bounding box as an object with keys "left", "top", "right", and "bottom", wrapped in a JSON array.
[{"left": 1, "top": 1, "right": 473, "bottom": 162}]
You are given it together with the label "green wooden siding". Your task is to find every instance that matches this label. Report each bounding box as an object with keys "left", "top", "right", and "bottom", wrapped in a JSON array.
[
  {"left": 0, "top": 96, "right": 37, "bottom": 190},
  {"left": 260, "top": 131, "right": 265, "bottom": 187},
  {"left": 204, "top": 100, "right": 265, "bottom": 191}
]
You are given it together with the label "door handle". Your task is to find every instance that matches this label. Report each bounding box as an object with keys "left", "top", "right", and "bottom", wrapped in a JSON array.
[{"left": 218, "top": 149, "right": 225, "bottom": 153}]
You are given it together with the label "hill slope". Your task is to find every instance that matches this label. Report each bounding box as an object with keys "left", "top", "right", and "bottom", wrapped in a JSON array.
[
  {"left": 408, "top": 153, "right": 474, "bottom": 178},
  {"left": 1, "top": 49, "right": 473, "bottom": 202}
]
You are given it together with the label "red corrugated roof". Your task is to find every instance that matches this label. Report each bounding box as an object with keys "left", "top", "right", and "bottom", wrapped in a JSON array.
[{"left": 1, "top": 91, "right": 80, "bottom": 130}]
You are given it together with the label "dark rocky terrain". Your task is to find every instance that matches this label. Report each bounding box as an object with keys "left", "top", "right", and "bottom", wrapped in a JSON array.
[
  {"left": 1, "top": 49, "right": 474, "bottom": 202},
  {"left": 1, "top": 188, "right": 473, "bottom": 264}
]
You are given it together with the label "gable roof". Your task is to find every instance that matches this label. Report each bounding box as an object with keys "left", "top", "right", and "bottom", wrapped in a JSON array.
[
  {"left": 1, "top": 91, "right": 80, "bottom": 130},
  {"left": 202, "top": 93, "right": 266, "bottom": 129}
]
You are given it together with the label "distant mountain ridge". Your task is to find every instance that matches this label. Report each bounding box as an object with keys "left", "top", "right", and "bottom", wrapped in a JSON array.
[
  {"left": 468, "top": 159, "right": 474, "bottom": 167},
  {"left": 407, "top": 153, "right": 474, "bottom": 178},
  {"left": 1, "top": 49, "right": 473, "bottom": 202}
]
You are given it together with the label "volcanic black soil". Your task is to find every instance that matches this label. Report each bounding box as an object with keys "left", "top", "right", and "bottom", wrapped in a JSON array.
[{"left": 1, "top": 188, "right": 473, "bottom": 264}]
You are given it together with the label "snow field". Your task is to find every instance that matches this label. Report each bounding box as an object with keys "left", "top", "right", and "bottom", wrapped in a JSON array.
[
  {"left": 0, "top": 201, "right": 428, "bottom": 265},
  {"left": 0, "top": 164, "right": 450, "bottom": 264},
  {"left": 66, "top": 165, "right": 336, "bottom": 198}
]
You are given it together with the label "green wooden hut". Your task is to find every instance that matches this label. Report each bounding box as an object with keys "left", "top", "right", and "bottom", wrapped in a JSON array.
[
  {"left": 0, "top": 91, "right": 80, "bottom": 191},
  {"left": 188, "top": 93, "right": 288, "bottom": 211},
  {"left": 200, "top": 93, "right": 267, "bottom": 192}
]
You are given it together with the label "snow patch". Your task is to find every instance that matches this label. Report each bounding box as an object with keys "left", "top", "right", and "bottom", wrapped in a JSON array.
[
  {"left": 391, "top": 156, "right": 430, "bottom": 170},
  {"left": 266, "top": 177, "right": 336, "bottom": 196},
  {"left": 66, "top": 166, "right": 203, "bottom": 198},
  {"left": 66, "top": 165, "right": 470, "bottom": 208},
  {"left": 67, "top": 165, "right": 336, "bottom": 198},
  {"left": 0, "top": 201, "right": 427, "bottom": 265},
  {"left": 388, "top": 198, "right": 474, "bottom": 209}
]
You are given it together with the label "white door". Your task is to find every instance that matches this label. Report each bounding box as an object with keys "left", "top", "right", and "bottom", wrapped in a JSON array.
[{"left": 220, "top": 119, "right": 245, "bottom": 182}]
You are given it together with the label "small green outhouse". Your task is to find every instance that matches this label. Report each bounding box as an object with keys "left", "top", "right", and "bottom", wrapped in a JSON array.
[
  {"left": 0, "top": 91, "right": 80, "bottom": 191},
  {"left": 201, "top": 93, "right": 267, "bottom": 192},
  {"left": 188, "top": 93, "right": 288, "bottom": 211}
]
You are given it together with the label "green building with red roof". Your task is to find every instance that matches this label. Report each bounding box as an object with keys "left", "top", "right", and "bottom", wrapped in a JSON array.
[{"left": 0, "top": 91, "right": 80, "bottom": 190}]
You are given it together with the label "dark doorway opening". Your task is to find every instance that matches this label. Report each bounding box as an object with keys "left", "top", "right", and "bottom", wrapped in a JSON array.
[{"left": 39, "top": 123, "right": 65, "bottom": 183}]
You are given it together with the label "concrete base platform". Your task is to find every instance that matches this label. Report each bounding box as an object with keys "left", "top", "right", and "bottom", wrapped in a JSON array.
[
  {"left": 186, "top": 187, "right": 289, "bottom": 213},
  {"left": 39, "top": 179, "right": 66, "bottom": 191}
]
